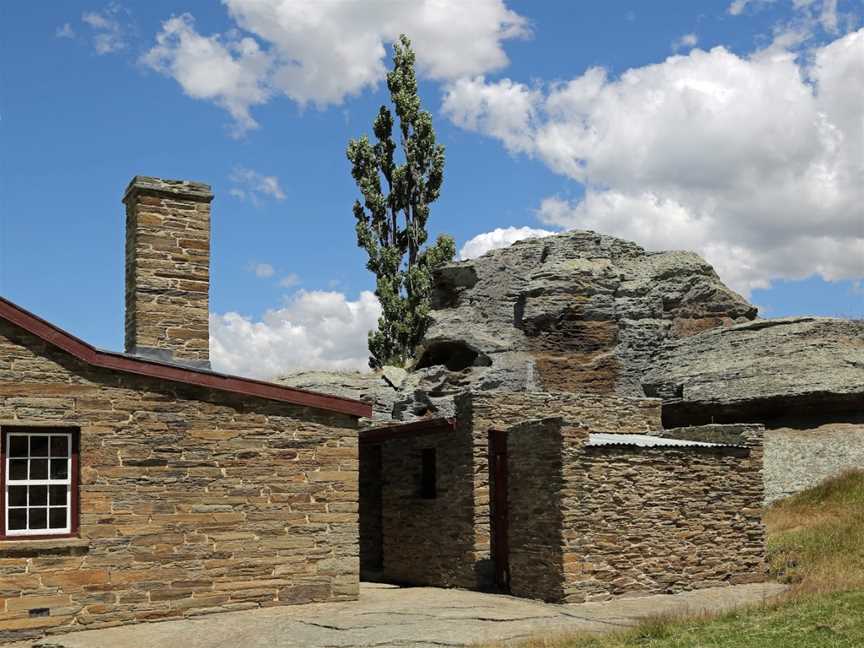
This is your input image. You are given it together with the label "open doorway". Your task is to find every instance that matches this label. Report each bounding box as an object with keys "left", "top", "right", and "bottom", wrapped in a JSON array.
[{"left": 489, "top": 429, "right": 510, "bottom": 592}]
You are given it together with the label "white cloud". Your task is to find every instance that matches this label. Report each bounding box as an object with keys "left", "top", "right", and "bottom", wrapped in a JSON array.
[
  {"left": 250, "top": 263, "right": 275, "bottom": 278},
  {"left": 229, "top": 166, "right": 286, "bottom": 203},
  {"left": 672, "top": 33, "right": 699, "bottom": 51},
  {"left": 443, "top": 77, "right": 540, "bottom": 154},
  {"left": 143, "top": 0, "right": 528, "bottom": 132},
  {"left": 56, "top": 23, "right": 75, "bottom": 39},
  {"left": 459, "top": 226, "right": 556, "bottom": 260},
  {"left": 82, "top": 3, "right": 130, "bottom": 55},
  {"left": 443, "top": 29, "right": 864, "bottom": 296},
  {"left": 279, "top": 273, "right": 301, "bottom": 288},
  {"left": 210, "top": 290, "right": 381, "bottom": 378},
  {"left": 142, "top": 14, "right": 272, "bottom": 135}
]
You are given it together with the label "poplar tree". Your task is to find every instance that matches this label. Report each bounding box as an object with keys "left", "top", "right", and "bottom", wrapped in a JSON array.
[{"left": 347, "top": 35, "right": 455, "bottom": 369}]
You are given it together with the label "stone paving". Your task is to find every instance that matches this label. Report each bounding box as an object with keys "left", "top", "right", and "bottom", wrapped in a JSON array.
[{"left": 15, "top": 582, "right": 787, "bottom": 648}]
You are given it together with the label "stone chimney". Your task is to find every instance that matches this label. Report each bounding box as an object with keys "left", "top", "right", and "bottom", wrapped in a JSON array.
[{"left": 122, "top": 176, "right": 213, "bottom": 370}]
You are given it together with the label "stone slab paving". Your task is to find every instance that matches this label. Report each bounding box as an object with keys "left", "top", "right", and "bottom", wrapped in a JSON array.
[{"left": 15, "top": 582, "right": 787, "bottom": 648}]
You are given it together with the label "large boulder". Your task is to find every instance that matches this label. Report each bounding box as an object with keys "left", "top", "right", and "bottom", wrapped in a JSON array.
[
  {"left": 277, "top": 370, "right": 398, "bottom": 422},
  {"left": 642, "top": 317, "right": 864, "bottom": 426},
  {"left": 413, "top": 230, "right": 756, "bottom": 405}
]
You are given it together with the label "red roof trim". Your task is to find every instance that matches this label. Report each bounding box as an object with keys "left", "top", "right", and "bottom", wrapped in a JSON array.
[
  {"left": 0, "top": 297, "right": 372, "bottom": 418},
  {"left": 360, "top": 417, "right": 456, "bottom": 443}
]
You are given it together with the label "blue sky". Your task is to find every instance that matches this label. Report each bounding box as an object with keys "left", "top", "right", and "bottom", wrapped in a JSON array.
[{"left": 0, "top": 1, "right": 862, "bottom": 377}]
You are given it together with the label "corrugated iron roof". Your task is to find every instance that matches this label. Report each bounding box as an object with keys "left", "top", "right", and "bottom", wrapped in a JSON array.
[{"left": 586, "top": 433, "right": 742, "bottom": 449}]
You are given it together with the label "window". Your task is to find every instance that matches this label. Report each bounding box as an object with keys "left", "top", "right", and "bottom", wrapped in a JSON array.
[
  {"left": 1, "top": 428, "right": 78, "bottom": 538},
  {"left": 420, "top": 448, "right": 437, "bottom": 499}
]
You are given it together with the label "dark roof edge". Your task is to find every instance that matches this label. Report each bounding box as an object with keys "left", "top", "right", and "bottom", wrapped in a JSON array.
[
  {"left": 360, "top": 417, "right": 456, "bottom": 443},
  {"left": 0, "top": 296, "right": 372, "bottom": 419}
]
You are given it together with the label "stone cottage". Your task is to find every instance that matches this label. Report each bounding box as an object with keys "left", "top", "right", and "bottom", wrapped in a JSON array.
[
  {"left": 358, "top": 391, "right": 766, "bottom": 602},
  {"left": 0, "top": 177, "right": 371, "bottom": 642}
]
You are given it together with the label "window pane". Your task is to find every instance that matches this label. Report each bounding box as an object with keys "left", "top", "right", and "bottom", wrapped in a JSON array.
[
  {"left": 8, "top": 508, "right": 26, "bottom": 530},
  {"left": 8, "top": 486, "right": 27, "bottom": 507},
  {"left": 50, "top": 459, "right": 68, "bottom": 480},
  {"left": 29, "top": 507, "right": 48, "bottom": 530},
  {"left": 30, "top": 436, "right": 49, "bottom": 457},
  {"left": 9, "top": 436, "right": 28, "bottom": 458},
  {"left": 29, "top": 485, "right": 48, "bottom": 506},
  {"left": 49, "top": 507, "right": 68, "bottom": 530},
  {"left": 50, "top": 436, "right": 69, "bottom": 458},
  {"left": 9, "top": 460, "right": 27, "bottom": 481},
  {"left": 30, "top": 459, "right": 48, "bottom": 480},
  {"left": 49, "top": 485, "right": 68, "bottom": 506}
]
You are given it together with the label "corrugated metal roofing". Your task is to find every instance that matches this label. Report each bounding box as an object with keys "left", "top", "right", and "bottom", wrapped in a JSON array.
[{"left": 586, "top": 433, "right": 742, "bottom": 449}]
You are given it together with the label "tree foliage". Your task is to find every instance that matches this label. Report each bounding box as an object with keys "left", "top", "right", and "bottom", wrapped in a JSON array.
[{"left": 347, "top": 35, "right": 455, "bottom": 368}]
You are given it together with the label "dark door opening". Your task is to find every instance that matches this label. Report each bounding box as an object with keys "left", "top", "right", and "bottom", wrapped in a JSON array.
[
  {"left": 489, "top": 429, "right": 509, "bottom": 592},
  {"left": 359, "top": 443, "right": 384, "bottom": 576}
]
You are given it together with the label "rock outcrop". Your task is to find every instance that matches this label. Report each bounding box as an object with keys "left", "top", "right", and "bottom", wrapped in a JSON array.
[
  {"left": 277, "top": 370, "right": 398, "bottom": 422},
  {"left": 280, "top": 231, "right": 759, "bottom": 422},
  {"left": 642, "top": 317, "right": 864, "bottom": 427},
  {"left": 398, "top": 230, "right": 755, "bottom": 418}
]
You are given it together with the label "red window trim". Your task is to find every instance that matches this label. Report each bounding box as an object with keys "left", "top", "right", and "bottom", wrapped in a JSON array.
[{"left": 0, "top": 426, "right": 80, "bottom": 541}]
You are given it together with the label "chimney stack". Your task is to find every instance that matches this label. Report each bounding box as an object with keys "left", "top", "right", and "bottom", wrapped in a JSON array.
[{"left": 122, "top": 176, "right": 213, "bottom": 370}]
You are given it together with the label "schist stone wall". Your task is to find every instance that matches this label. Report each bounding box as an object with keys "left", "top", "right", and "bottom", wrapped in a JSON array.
[
  {"left": 0, "top": 321, "right": 359, "bottom": 642},
  {"left": 506, "top": 419, "right": 569, "bottom": 601},
  {"left": 363, "top": 391, "right": 661, "bottom": 590},
  {"left": 507, "top": 418, "right": 766, "bottom": 603},
  {"left": 367, "top": 427, "right": 476, "bottom": 587},
  {"left": 459, "top": 391, "right": 663, "bottom": 588},
  {"left": 123, "top": 177, "right": 212, "bottom": 369}
]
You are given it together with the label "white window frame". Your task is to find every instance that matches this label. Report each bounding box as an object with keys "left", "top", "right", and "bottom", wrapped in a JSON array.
[{"left": 4, "top": 431, "right": 72, "bottom": 537}]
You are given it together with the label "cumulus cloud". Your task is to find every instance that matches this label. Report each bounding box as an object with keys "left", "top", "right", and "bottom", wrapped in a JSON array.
[
  {"left": 143, "top": 0, "right": 528, "bottom": 133},
  {"left": 443, "top": 77, "right": 540, "bottom": 154},
  {"left": 443, "top": 29, "right": 864, "bottom": 296},
  {"left": 142, "top": 14, "right": 272, "bottom": 135},
  {"left": 229, "top": 166, "right": 286, "bottom": 203},
  {"left": 209, "top": 290, "right": 381, "bottom": 378},
  {"left": 82, "top": 3, "right": 131, "bottom": 55},
  {"left": 459, "top": 226, "right": 556, "bottom": 260}
]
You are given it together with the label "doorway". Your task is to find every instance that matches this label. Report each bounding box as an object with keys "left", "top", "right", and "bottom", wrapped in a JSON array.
[
  {"left": 488, "top": 429, "right": 509, "bottom": 592},
  {"left": 359, "top": 443, "right": 383, "bottom": 576}
]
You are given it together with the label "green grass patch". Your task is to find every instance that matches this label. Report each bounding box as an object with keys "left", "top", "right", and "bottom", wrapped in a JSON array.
[{"left": 504, "top": 590, "right": 864, "bottom": 648}]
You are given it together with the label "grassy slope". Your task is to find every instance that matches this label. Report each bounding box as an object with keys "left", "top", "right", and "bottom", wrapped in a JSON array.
[
  {"left": 766, "top": 470, "right": 864, "bottom": 594},
  {"left": 487, "top": 470, "right": 864, "bottom": 648}
]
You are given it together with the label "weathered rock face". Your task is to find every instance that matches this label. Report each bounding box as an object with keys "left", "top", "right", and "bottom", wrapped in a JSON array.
[
  {"left": 279, "top": 231, "right": 757, "bottom": 423},
  {"left": 409, "top": 230, "right": 755, "bottom": 411},
  {"left": 277, "top": 370, "right": 399, "bottom": 422},
  {"left": 642, "top": 317, "right": 864, "bottom": 427}
]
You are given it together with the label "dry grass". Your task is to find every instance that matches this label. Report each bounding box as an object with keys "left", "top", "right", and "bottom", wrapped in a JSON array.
[
  {"left": 765, "top": 469, "right": 864, "bottom": 595},
  {"left": 478, "top": 469, "right": 864, "bottom": 647}
]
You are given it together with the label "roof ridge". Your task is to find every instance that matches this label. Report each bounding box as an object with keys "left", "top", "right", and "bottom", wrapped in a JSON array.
[{"left": 0, "top": 296, "right": 372, "bottom": 419}]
